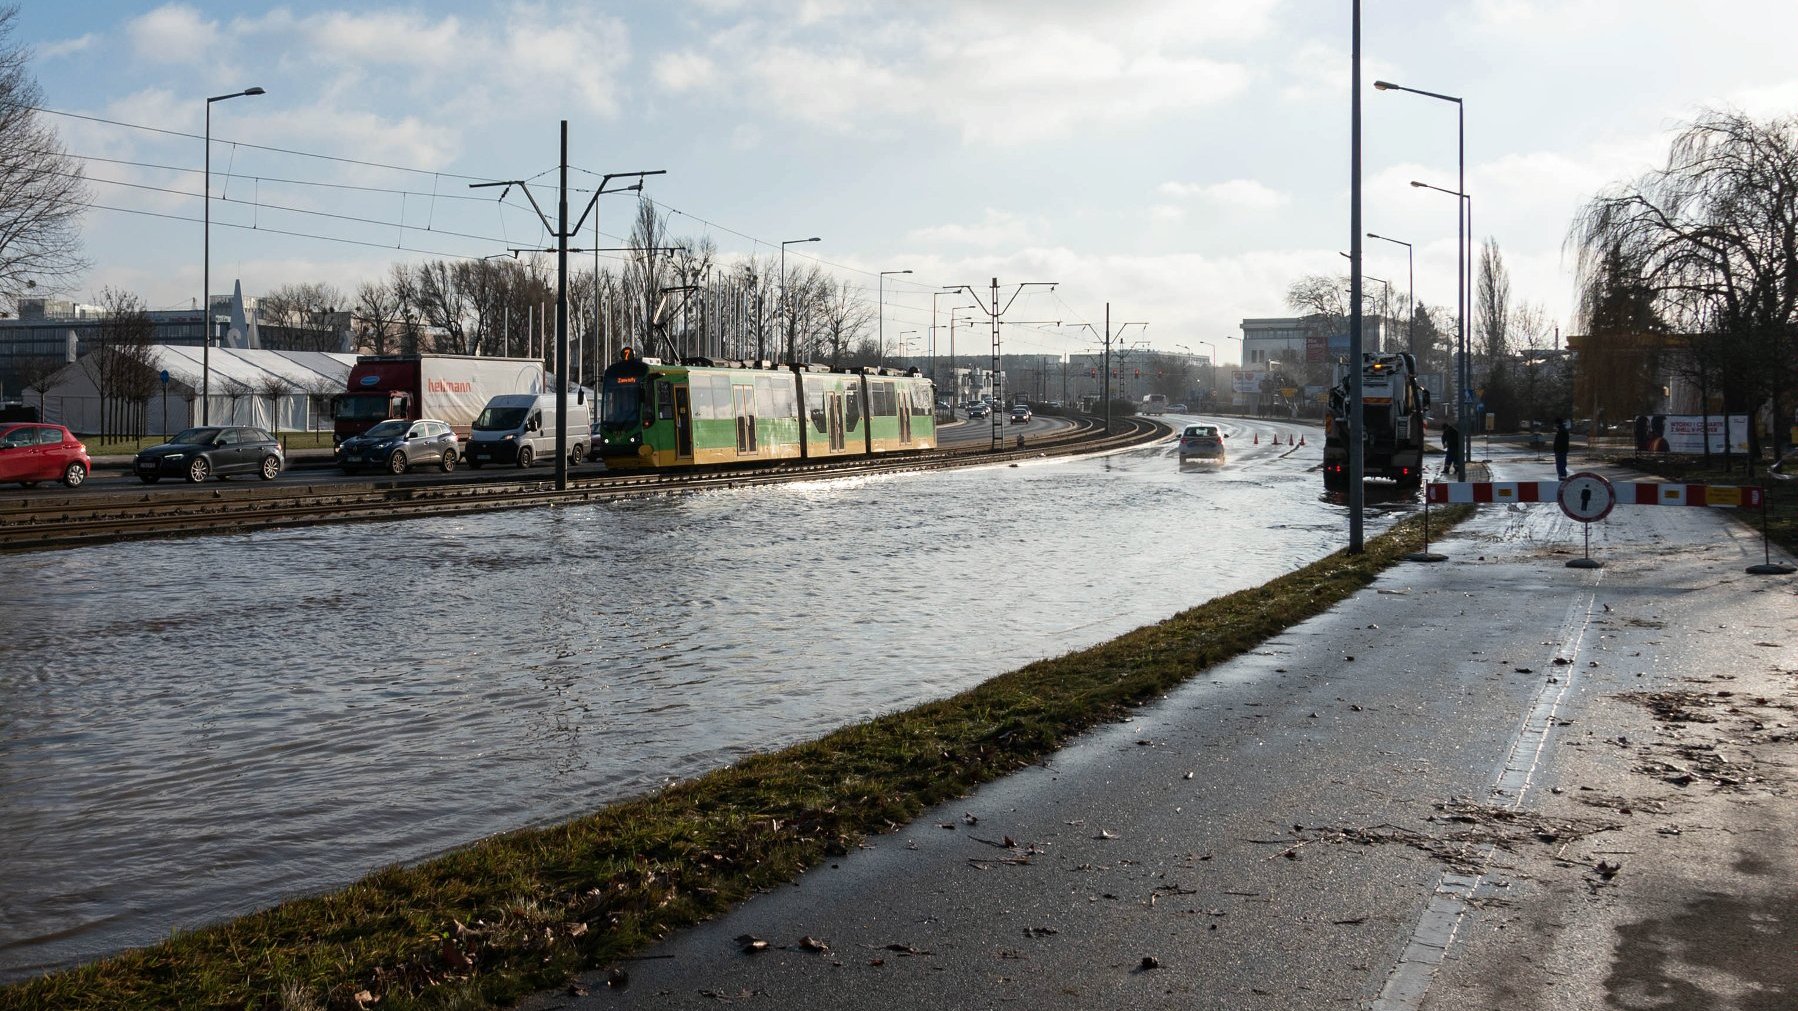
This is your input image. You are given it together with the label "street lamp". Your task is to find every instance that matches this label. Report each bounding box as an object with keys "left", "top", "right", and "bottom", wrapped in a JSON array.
[
  {"left": 1412, "top": 178, "right": 1472, "bottom": 479},
  {"left": 1376, "top": 77, "right": 1467, "bottom": 481},
  {"left": 201, "top": 85, "right": 265, "bottom": 425},
  {"left": 1366, "top": 232, "right": 1414, "bottom": 362},
  {"left": 878, "top": 269, "right": 912, "bottom": 367},
  {"left": 780, "top": 237, "right": 820, "bottom": 364}
]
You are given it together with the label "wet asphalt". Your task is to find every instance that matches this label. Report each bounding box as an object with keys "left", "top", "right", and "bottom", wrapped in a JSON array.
[{"left": 522, "top": 447, "right": 1798, "bottom": 1010}]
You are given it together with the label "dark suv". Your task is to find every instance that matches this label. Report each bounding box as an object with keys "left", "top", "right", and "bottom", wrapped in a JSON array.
[
  {"left": 135, "top": 426, "right": 284, "bottom": 483},
  {"left": 336, "top": 418, "right": 458, "bottom": 475}
]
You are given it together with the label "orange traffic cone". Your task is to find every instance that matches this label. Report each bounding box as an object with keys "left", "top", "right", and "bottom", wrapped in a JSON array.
[
  {"left": 1299, "top": 433, "right": 1306, "bottom": 446},
  {"left": 1253, "top": 432, "right": 1259, "bottom": 444}
]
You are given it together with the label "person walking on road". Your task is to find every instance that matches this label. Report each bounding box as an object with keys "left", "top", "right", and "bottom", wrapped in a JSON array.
[
  {"left": 1441, "top": 420, "right": 1461, "bottom": 477},
  {"left": 1553, "top": 418, "right": 1571, "bottom": 480}
]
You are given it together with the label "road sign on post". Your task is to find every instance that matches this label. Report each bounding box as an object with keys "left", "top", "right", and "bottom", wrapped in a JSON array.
[{"left": 1558, "top": 471, "right": 1614, "bottom": 569}]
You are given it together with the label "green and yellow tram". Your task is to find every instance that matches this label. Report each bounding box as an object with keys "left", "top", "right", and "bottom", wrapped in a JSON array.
[{"left": 595, "top": 350, "right": 937, "bottom": 469}]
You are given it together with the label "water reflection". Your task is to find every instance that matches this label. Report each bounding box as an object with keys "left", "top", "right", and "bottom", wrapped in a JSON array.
[{"left": 0, "top": 432, "right": 1398, "bottom": 978}]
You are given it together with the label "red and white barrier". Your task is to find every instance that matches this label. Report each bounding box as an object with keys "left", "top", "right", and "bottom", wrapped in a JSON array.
[{"left": 1427, "top": 481, "right": 1763, "bottom": 508}]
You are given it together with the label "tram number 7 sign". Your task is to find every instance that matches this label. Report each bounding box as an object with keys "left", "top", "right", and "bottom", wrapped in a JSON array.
[{"left": 1558, "top": 472, "right": 1616, "bottom": 523}]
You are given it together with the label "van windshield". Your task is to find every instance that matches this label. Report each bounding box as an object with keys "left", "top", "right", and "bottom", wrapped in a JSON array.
[{"left": 473, "top": 407, "right": 529, "bottom": 431}]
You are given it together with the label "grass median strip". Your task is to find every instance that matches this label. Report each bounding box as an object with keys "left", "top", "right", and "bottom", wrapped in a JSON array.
[{"left": 4, "top": 505, "right": 1472, "bottom": 1011}]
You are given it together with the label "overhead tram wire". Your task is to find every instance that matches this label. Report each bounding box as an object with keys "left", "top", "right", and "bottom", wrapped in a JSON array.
[
  {"left": 82, "top": 202, "right": 502, "bottom": 261},
  {"left": 62, "top": 171, "right": 524, "bottom": 248},
  {"left": 42, "top": 149, "right": 520, "bottom": 205},
  {"left": 34, "top": 106, "right": 505, "bottom": 184}
]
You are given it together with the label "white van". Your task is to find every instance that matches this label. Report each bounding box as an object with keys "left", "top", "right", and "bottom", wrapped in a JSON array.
[{"left": 465, "top": 392, "right": 592, "bottom": 468}]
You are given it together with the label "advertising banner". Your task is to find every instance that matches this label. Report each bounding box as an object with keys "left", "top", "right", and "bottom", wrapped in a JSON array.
[
  {"left": 1231, "top": 370, "right": 1264, "bottom": 394},
  {"left": 1648, "top": 414, "right": 1749, "bottom": 454}
]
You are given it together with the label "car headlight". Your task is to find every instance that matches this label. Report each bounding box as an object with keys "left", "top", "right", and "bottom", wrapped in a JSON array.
[
  {"left": 503, "top": 434, "right": 515, "bottom": 441},
  {"left": 167, "top": 453, "right": 185, "bottom": 460}
]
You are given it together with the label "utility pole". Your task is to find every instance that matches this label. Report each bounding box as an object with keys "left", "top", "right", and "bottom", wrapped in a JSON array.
[
  {"left": 471, "top": 126, "right": 662, "bottom": 491},
  {"left": 944, "top": 277, "right": 1056, "bottom": 450}
]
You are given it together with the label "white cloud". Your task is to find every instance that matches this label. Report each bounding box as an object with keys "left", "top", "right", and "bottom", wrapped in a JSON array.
[
  {"left": 655, "top": 51, "right": 717, "bottom": 93},
  {"left": 126, "top": 5, "right": 218, "bottom": 65},
  {"left": 1158, "top": 179, "right": 1290, "bottom": 210},
  {"left": 906, "top": 210, "right": 1044, "bottom": 249},
  {"left": 664, "top": 5, "right": 1256, "bottom": 145},
  {"left": 39, "top": 34, "right": 95, "bottom": 59},
  {"left": 1731, "top": 79, "right": 1798, "bottom": 118}
]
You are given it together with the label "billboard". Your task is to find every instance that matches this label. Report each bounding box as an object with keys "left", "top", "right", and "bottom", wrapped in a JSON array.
[
  {"left": 1231, "top": 369, "right": 1264, "bottom": 394},
  {"left": 1640, "top": 414, "right": 1749, "bottom": 454}
]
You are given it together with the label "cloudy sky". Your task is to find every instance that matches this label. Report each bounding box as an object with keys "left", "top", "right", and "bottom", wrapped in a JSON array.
[{"left": 18, "top": 1, "right": 1798, "bottom": 363}]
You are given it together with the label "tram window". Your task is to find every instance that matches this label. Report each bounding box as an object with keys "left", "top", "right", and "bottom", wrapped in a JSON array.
[
  {"left": 844, "top": 387, "right": 862, "bottom": 429},
  {"left": 807, "top": 383, "right": 827, "bottom": 433},
  {"left": 689, "top": 376, "right": 713, "bottom": 420},
  {"left": 873, "top": 382, "right": 896, "bottom": 417},
  {"left": 656, "top": 381, "right": 675, "bottom": 420},
  {"left": 602, "top": 383, "right": 640, "bottom": 426}
]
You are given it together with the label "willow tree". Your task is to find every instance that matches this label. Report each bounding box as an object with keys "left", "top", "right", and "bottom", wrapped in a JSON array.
[{"left": 1570, "top": 110, "right": 1798, "bottom": 455}]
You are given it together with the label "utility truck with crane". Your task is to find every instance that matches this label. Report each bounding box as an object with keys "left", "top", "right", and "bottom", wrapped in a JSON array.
[{"left": 1321, "top": 351, "right": 1429, "bottom": 492}]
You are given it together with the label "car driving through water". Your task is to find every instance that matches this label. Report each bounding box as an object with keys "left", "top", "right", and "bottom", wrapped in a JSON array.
[{"left": 1178, "top": 423, "right": 1226, "bottom": 464}]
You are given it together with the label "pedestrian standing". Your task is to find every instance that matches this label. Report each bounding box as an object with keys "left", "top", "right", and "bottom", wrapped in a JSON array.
[
  {"left": 1441, "top": 420, "right": 1461, "bottom": 476},
  {"left": 1553, "top": 417, "right": 1571, "bottom": 480}
]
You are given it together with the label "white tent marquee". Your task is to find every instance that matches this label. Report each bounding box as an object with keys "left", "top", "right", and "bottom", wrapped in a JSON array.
[{"left": 36, "top": 346, "right": 357, "bottom": 435}]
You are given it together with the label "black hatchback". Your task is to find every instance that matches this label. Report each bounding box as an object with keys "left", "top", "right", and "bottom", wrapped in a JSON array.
[{"left": 135, "top": 426, "right": 284, "bottom": 484}]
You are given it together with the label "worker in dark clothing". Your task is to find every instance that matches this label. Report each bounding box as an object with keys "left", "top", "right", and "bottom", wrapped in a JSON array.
[
  {"left": 1553, "top": 418, "right": 1572, "bottom": 479},
  {"left": 1441, "top": 421, "right": 1461, "bottom": 477}
]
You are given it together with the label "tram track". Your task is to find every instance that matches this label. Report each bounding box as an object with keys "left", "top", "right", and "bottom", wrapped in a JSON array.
[{"left": 0, "top": 415, "right": 1167, "bottom": 553}]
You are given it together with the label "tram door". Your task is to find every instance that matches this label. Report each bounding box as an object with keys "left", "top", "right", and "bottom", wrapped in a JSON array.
[
  {"left": 827, "top": 392, "right": 846, "bottom": 451},
  {"left": 674, "top": 386, "right": 693, "bottom": 459},
  {"left": 733, "top": 385, "right": 757, "bottom": 455},
  {"left": 897, "top": 388, "right": 913, "bottom": 445}
]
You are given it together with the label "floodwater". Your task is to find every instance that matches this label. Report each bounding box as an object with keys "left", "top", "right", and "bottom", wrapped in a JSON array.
[{"left": 0, "top": 418, "right": 1412, "bottom": 979}]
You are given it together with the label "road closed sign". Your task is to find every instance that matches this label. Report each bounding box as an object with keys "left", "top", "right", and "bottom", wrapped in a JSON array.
[{"left": 1558, "top": 472, "right": 1616, "bottom": 523}]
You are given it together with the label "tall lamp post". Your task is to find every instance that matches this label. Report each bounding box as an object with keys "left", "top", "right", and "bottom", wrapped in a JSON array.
[
  {"left": 1375, "top": 77, "right": 1466, "bottom": 481},
  {"left": 1366, "top": 232, "right": 1414, "bottom": 362},
  {"left": 202, "top": 85, "right": 265, "bottom": 425},
  {"left": 1196, "top": 340, "right": 1218, "bottom": 408},
  {"left": 780, "top": 237, "right": 820, "bottom": 363},
  {"left": 878, "top": 269, "right": 912, "bottom": 367},
  {"left": 1412, "top": 179, "right": 1472, "bottom": 480}
]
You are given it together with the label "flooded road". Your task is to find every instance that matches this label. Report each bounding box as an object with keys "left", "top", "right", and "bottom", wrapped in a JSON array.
[{"left": 0, "top": 418, "right": 1415, "bottom": 978}]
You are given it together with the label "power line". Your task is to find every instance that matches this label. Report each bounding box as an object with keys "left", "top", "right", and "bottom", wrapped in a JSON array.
[
  {"left": 82, "top": 201, "right": 643, "bottom": 267},
  {"left": 72, "top": 171, "right": 522, "bottom": 247}
]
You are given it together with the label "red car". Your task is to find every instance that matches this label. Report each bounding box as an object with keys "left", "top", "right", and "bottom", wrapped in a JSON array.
[{"left": 0, "top": 422, "right": 92, "bottom": 488}]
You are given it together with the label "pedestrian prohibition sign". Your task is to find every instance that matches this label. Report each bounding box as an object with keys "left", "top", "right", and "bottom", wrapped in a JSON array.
[{"left": 1558, "top": 471, "right": 1615, "bottom": 523}]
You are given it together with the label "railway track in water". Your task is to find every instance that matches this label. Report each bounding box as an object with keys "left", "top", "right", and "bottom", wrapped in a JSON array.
[{"left": 0, "top": 416, "right": 1167, "bottom": 553}]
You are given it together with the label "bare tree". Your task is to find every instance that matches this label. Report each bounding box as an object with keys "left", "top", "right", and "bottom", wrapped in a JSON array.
[
  {"left": 1571, "top": 109, "right": 1798, "bottom": 455},
  {"left": 0, "top": 5, "right": 88, "bottom": 305},
  {"left": 77, "top": 288, "right": 157, "bottom": 438},
  {"left": 13, "top": 354, "right": 62, "bottom": 414},
  {"left": 816, "top": 277, "right": 874, "bottom": 369},
  {"left": 257, "top": 281, "right": 345, "bottom": 351},
  {"left": 256, "top": 372, "right": 295, "bottom": 431},
  {"left": 300, "top": 374, "right": 341, "bottom": 432},
  {"left": 1475, "top": 237, "right": 1512, "bottom": 365},
  {"left": 352, "top": 278, "right": 404, "bottom": 355}
]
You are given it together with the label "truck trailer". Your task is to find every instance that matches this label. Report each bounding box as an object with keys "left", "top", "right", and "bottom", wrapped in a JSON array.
[
  {"left": 333, "top": 355, "right": 545, "bottom": 445},
  {"left": 1321, "top": 352, "right": 1430, "bottom": 491}
]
